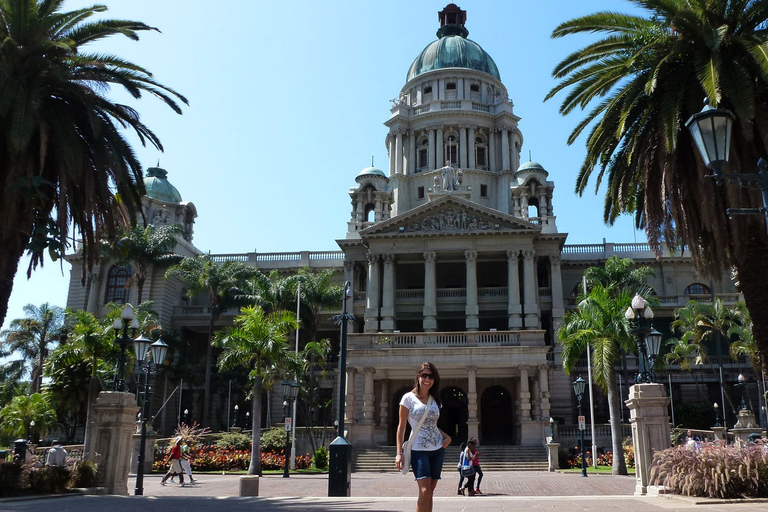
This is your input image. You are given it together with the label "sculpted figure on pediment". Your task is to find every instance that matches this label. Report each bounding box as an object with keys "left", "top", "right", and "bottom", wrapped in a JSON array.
[{"left": 399, "top": 208, "right": 501, "bottom": 234}]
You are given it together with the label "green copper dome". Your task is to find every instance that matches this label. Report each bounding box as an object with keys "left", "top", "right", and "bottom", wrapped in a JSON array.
[
  {"left": 356, "top": 166, "right": 387, "bottom": 180},
  {"left": 407, "top": 8, "right": 500, "bottom": 82},
  {"left": 144, "top": 166, "right": 182, "bottom": 203}
]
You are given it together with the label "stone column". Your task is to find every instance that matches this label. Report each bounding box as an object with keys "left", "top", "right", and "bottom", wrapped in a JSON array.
[
  {"left": 388, "top": 135, "right": 395, "bottom": 176},
  {"left": 380, "top": 254, "right": 396, "bottom": 332},
  {"left": 364, "top": 253, "right": 381, "bottom": 333},
  {"left": 436, "top": 126, "right": 444, "bottom": 166},
  {"left": 521, "top": 249, "right": 539, "bottom": 328},
  {"left": 408, "top": 131, "right": 416, "bottom": 175},
  {"left": 467, "top": 127, "right": 475, "bottom": 169},
  {"left": 550, "top": 255, "right": 565, "bottom": 330},
  {"left": 88, "top": 392, "right": 139, "bottom": 495},
  {"left": 343, "top": 260, "right": 355, "bottom": 297},
  {"left": 362, "top": 368, "right": 376, "bottom": 423},
  {"left": 507, "top": 250, "right": 523, "bottom": 329},
  {"left": 459, "top": 125, "right": 468, "bottom": 168},
  {"left": 499, "top": 171, "right": 510, "bottom": 213},
  {"left": 501, "top": 126, "right": 510, "bottom": 171},
  {"left": 130, "top": 430, "right": 158, "bottom": 475},
  {"left": 538, "top": 365, "right": 551, "bottom": 420},
  {"left": 626, "top": 383, "right": 671, "bottom": 496},
  {"left": 344, "top": 368, "right": 357, "bottom": 425},
  {"left": 465, "top": 250, "right": 479, "bottom": 330},
  {"left": 423, "top": 251, "right": 438, "bottom": 332},
  {"left": 489, "top": 128, "right": 497, "bottom": 172},
  {"left": 395, "top": 130, "right": 403, "bottom": 175},
  {"left": 519, "top": 366, "right": 531, "bottom": 421},
  {"left": 428, "top": 129, "right": 436, "bottom": 170},
  {"left": 379, "top": 379, "right": 390, "bottom": 427},
  {"left": 467, "top": 367, "right": 479, "bottom": 441}
]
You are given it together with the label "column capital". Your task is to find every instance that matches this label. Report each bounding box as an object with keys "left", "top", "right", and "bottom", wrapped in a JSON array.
[
  {"left": 549, "top": 255, "right": 561, "bottom": 267},
  {"left": 464, "top": 250, "right": 477, "bottom": 262},
  {"left": 423, "top": 251, "right": 437, "bottom": 263},
  {"left": 538, "top": 364, "right": 548, "bottom": 373},
  {"left": 363, "top": 367, "right": 376, "bottom": 375},
  {"left": 344, "top": 260, "right": 355, "bottom": 272},
  {"left": 506, "top": 249, "right": 520, "bottom": 260},
  {"left": 518, "top": 365, "right": 529, "bottom": 373},
  {"left": 382, "top": 253, "right": 397, "bottom": 264},
  {"left": 390, "top": 128, "right": 402, "bottom": 136},
  {"left": 521, "top": 249, "right": 535, "bottom": 260},
  {"left": 367, "top": 252, "right": 380, "bottom": 264}
]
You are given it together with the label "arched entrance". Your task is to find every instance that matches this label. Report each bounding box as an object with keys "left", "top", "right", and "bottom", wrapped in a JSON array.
[
  {"left": 438, "top": 387, "right": 468, "bottom": 444},
  {"left": 480, "top": 386, "right": 514, "bottom": 444}
]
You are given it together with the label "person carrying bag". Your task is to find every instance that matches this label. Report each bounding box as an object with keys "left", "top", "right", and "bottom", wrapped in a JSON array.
[{"left": 399, "top": 395, "right": 432, "bottom": 474}]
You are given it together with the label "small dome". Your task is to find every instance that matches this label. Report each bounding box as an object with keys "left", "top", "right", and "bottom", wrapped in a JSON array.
[
  {"left": 356, "top": 167, "right": 387, "bottom": 180},
  {"left": 144, "top": 166, "right": 182, "bottom": 203},
  {"left": 516, "top": 161, "right": 547, "bottom": 173}
]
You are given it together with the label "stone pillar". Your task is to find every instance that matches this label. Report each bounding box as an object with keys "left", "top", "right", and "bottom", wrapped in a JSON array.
[
  {"left": 467, "top": 367, "right": 479, "bottom": 442},
  {"left": 465, "top": 250, "right": 479, "bottom": 330},
  {"left": 380, "top": 254, "right": 396, "bottom": 332},
  {"left": 428, "top": 129, "right": 436, "bottom": 170},
  {"left": 362, "top": 368, "right": 376, "bottom": 423},
  {"left": 489, "top": 128, "right": 497, "bottom": 172},
  {"left": 344, "top": 368, "right": 357, "bottom": 425},
  {"left": 507, "top": 250, "right": 523, "bottom": 329},
  {"left": 519, "top": 366, "right": 531, "bottom": 421},
  {"left": 538, "top": 365, "right": 551, "bottom": 420},
  {"left": 388, "top": 136, "right": 395, "bottom": 176},
  {"left": 395, "top": 130, "right": 403, "bottom": 175},
  {"left": 499, "top": 172, "right": 511, "bottom": 214},
  {"left": 712, "top": 426, "right": 726, "bottom": 441},
  {"left": 459, "top": 125, "right": 468, "bottom": 168},
  {"left": 436, "top": 126, "right": 444, "bottom": 166},
  {"left": 364, "top": 253, "right": 380, "bottom": 333},
  {"left": 521, "top": 249, "right": 539, "bottom": 328},
  {"left": 550, "top": 255, "right": 565, "bottom": 330},
  {"left": 379, "top": 379, "right": 390, "bottom": 427},
  {"left": 88, "top": 392, "right": 139, "bottom": 495},
  {"left": 501, "top": 127, "right": 510, "bottom": 171},
  {"left": 423, "top": 251, "right": 438, "bottom": 332},
  {"left": 626, "top": 383, "right": 671, "bottom": 496},
  {"left": 130, "top": 430, "right": 158, "bottom": 474},
  {"left": 546, "top": 442, "right": 560, "bottom": 471},
  {"left": 408, "top": 131, "right": 416, "bottom": 175},
  {"left": 467, "top": 127, "right": 475, "bottom": 169},
  {"left": 343, "top": 260, "right": 355, "bottom": 298}
]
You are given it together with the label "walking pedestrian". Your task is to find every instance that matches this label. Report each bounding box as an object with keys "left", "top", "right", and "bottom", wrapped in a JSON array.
[
  {"left": 468, "top": 438, "right": 484, "bottom": 495},
  {"left": 456, "top": 442, "right": 467, "bottom": 495},
  {"left": 395, "top": 362, "right": 452, "bottom": 512},
  {"left": 160, "top": 436, "right": 185, "bottom": 487},
  {"left": 180, "top": 440, "right": 196, "bottom": 483}
]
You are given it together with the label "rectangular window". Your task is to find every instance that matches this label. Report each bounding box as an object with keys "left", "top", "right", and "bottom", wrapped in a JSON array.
[
  {"left": 446, "top": 146, "right": 458, "bottom": 165},
  {"left": 476, "top": 147, "right": 487, "bottom": 167},
  {"left": 418, "top": 148, "right": 428, "bottom": 169},
  {"left": 480, "top": 184, "right": 488, "bottom": 197},
  {"left": 470, "top": 84, "right": 480, "bottom": 92},
  {"left": 424, "top": 86, "right": 432, "bottom": 94},
  {"left": 418, "top": 186, "right": 425, "bottom": 199},
  {"left": 446, "top": 82, "right": 457, "bottom": 90}
]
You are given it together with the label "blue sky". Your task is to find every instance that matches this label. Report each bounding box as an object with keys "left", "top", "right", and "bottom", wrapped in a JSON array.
[{"left": 3, "top": 0, "right": 647, "bottom": 330}]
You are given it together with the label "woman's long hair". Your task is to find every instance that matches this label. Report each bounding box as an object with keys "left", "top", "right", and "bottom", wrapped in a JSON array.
[{"left": 411, "top": 361, "right": 441, "bottom": 407}]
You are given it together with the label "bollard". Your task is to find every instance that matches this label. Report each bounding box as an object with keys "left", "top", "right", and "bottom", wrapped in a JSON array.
[
  {"left": 328, "top": 436, "right": 352, "bottom": 496},
  {"left": 13, "top": 439, "right": 28, "bottom": 462}
]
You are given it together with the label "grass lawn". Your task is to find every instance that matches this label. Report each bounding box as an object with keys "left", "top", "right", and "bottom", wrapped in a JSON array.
[{"left": 561, "top": 466, "right": 635, "bottom": 475}]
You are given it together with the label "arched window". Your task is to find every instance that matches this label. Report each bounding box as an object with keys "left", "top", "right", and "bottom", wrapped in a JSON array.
[
  {"left": 684, "top": 283, "right": 711, "bottom": 296},
  {"left": 475, "top": 135, "right": 488, "bottom": 169},
  {"left": 105, "top": 265, "right": 131, "bottom": 304},
  {"left": 444, "top": 134, "right": 458, "bottom": 166}
]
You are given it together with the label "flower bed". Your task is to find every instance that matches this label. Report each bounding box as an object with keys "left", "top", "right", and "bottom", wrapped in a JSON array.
[{"left": 153, "top": 445, "right": 312, "bottom": 472}]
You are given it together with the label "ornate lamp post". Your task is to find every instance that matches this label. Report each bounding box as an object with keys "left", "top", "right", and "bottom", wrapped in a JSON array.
[
  {"left": 549, "top": 417, "right": 556, "bottom": 443},
  {"left": 282, "top": 380, "right": 299, "bottom": 478},
  {"left": 573, "top": 377, "right": 587, "bottom": 477},
  {"left": 735, "top": 374, "right": 748, "bottom": 411},
  {"left": 183, "top": 409, "right": 189, "bottom": 425},
  {"left": 714, "top": 402, "right": 721, "bottom": 428},
  {"left": 686, "top": 100, "right": 768, "bottom": 239},
  {"left": 133, "top": 334, "right": 168, "bottom": 496},
  {"left": 624, "top": 295, "right": 662, "bottom": 384},
  {"left": 111, "top": 304, "right": 140, "bottom": 390},
  {"left": 329, "top": 281, "right": 354, "bottom": 496},
  {"left": 233, "top": 404, "right": 239, "bottom": 429}
]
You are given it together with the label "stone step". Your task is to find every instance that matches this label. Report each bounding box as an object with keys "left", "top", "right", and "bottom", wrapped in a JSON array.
[{"left": 352, "top": 445, "right": 549, "bottom": 472}]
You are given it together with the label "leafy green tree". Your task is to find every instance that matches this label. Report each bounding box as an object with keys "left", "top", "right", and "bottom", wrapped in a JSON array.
[
  {"left": 584, "top": 257, "right": 654, "bottom": 297},
  {"left": 0, "top": 303, "right": 64, "bottom": 393},
  {"left": 214, "top": 305, "right": 299, "bottom": 475},
  {"left": 729, "top": 302, "right": 760, "bottom": 370},
  {"left": 105, "top": 224, "right": 183, "bottom": 304},
  {"left": 0, "top": 0, "right": 187, "bottom": 328},
  {"left": 546, "top": 0, "right": 768, "bottom": 368},
  {"left": 296, "top": 339, "right": 333, "bottom": 452},
  {"left": 295, "top": 268, "right": 343, "bottom": 344},
  {"left": 0, "top": 393, "right": 57, "bottom": 443},
  {"left": 165, "top": 256, "right": 256, "bottom": 426},
  {"left": 558, "top": 283, "right": 635, "bottom": 475}
]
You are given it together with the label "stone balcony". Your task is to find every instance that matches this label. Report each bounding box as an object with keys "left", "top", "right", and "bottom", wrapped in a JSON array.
[{"left": 349, "top": 330, "right": 545, "bottom": 350}]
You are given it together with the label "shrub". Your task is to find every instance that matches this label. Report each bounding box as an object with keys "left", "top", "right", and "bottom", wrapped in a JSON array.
[
  {"left": 650, "top": 442, "right": 768, "bottom": 498},
  {"left": 313, "top": 446, "right": 328, "bottom": 469},
  {"left": 152, "top": 444, "right": 314, "bottom": 472},
  {"left": 23, "top": 465, "right": 70, "bottom": 494},
  {"left": 0, "top": 462, "right": 23, "bottom": 497},
  {"left": 70, "top": 460, "right": 98, "bottom": 488},
  {"left": 213, "top": 432, "right": 252, "bottom": 451},
  {"left": 260, "top": 428, "right": 287, "bottom": 453},
  {"left": 623, "top": 438, "right": 635, "bottom": 468}
]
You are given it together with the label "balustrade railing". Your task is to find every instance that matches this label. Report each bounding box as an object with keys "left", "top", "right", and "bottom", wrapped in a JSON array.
[{"left": 353, "top": 330, "right": 541, "bottom": 348}]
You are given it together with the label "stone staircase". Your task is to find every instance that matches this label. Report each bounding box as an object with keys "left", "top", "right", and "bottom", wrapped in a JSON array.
[{"left": 352, "top": 445, "right": 549, "bottom": 472}]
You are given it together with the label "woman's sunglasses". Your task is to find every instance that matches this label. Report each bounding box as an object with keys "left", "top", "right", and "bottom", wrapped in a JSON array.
[{"left": 419, "top": 373, "right": 434, "bottom": 380}]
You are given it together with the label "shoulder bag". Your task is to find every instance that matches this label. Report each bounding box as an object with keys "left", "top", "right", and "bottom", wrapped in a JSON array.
[
  {"left": 460, "top": 450, "right": 475, "bottom": 477},
  {"left": 400, "top": 395, "right": 433, "bottom": 475}
]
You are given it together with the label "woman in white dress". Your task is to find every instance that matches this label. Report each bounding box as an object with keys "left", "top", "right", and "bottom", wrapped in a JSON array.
[{"left": 395, "top": 362, "right": 452, "bottom": 512}]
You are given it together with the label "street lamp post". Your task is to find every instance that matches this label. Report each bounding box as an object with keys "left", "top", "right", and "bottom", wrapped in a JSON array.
[
  {"left": 624, "top": 295, "right": 663, "bottom": 384},
  {"left": 686, "top": 100, "right": 768, "bottom": 240},
  {"left": 112, "top": 304, "right": 140, "bottom": 390},
  {"left": 183, "top": 409, "right": 189, "bottom": 425},
  {"left": 735, "top": 374, "right": 748, "bottom": 411},
  {"left": 282, "top": 381, "right": 299, "bottom": 478},
  {"left": 329, "top": 281, "right": 354, "bottom": 496},
  {"left": 233, "top": 404, "right": 239, "bottom": 429},
  {"left": 714, "top": 402, "right": 721, "bottom": 427},
  {"left": 573, "top": 377, "right": 587, "bottom": 478},
  {"left": 133, "top": 335, "right": 168, "bottom": 496}
]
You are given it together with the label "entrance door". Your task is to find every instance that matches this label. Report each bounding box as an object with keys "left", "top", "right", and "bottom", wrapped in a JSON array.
[
  {"left": 480, "top": 386, "right": 514, "bottom": 444},
  {"left": 438, "top": 387, "right": 468, "bottom": 444}
]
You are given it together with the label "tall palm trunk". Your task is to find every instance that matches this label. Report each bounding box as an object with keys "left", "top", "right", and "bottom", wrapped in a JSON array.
[
  {"left": 202, "top": 312, "right": 215, "bottom": 426},
  {"left": 249, "top": 378, "right": 263, "bottom": 475},
  {"left": 607, "top": 374, "right": 628, "bottom": 475},
  {"left": 0, "top": 226, "right": 29, "bottom": 330},
  {"left": 735, "top": 240, "right": 768, "bottom": 370}
]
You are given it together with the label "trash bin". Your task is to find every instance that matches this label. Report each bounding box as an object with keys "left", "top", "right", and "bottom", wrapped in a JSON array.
[
  {"left": 14, "top": 439, "right": 28, "bottom": 462},
  {"left": 0, "top": 449, "right": 7, "bottom": 462}
]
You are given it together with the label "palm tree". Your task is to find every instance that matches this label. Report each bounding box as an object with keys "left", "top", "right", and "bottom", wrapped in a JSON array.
[
  {"left": 165, "top": 256, "right": 256, "bottom": 426},
  {"left": 0, "top": 303, "right": 64, "bottom": 393},
  {"left": 729, "top": 302, "right": 759, "bottom": 370},
  {"left": 105, "top": 224, "right": 183, "bottom": 304},
  {"left": 584, "top": 256, "right": 654, "bottom": 296},
  {"left": 558, "top": 284, "right": 636, "bottom": 475},
  {"left": 0, "top": 393, "right": 57, "bottom": 443},
  {"left": 295, "top": 268, "right": 344, "bottom": 344},
  {"left": 546, "top": 0, "right": 768, "bottom": 368},
  {"left": 0, "top": 0, "right": 187, "bottom": 329},
  {"left": 214, "top": 305, "right": 299, "bottom": 475}
]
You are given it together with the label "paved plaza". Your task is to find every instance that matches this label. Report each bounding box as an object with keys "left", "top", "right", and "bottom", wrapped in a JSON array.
[{"left": 1, "top": 471, "right": 766, "bottom": 511}]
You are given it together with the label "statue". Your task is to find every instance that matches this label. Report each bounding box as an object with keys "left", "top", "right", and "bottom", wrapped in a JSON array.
[{"left": 440, "top": 161, "right": 458, "bottom": 191}]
